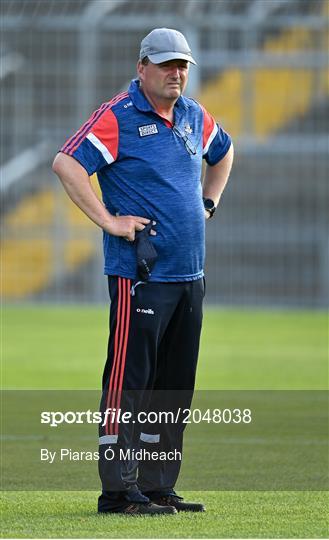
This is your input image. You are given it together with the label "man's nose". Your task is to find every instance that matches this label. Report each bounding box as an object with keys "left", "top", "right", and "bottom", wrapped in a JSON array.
[{"left": 169, "top": 65, "right": 180, "bottom": 77}]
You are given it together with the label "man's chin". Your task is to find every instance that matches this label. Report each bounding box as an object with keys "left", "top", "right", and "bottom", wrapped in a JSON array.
[{"left": 165, "top": 89, "right": 181, "bottom": 99}]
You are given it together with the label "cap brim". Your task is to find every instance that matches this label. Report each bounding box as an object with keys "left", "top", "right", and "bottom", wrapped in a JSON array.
[{"left": 147, "top": 51, "right": 197, "bottom": 65}]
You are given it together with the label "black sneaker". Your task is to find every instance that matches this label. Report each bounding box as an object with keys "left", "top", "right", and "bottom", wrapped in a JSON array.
[
  {"left": 152, "top": 495, "right": 205, "bottom": 513},
  {"left": 121, "top": 502, "right": 177, "bottom": 515}
]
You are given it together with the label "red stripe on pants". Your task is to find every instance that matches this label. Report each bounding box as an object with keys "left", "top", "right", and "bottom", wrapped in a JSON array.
[{"left": 105, "top": 277, "right": 131, "bottom": 435}]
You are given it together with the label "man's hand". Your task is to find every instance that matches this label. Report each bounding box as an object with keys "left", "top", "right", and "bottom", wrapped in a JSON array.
[{"left": 106, "top": 215, "right": 156, "bottom": 242}]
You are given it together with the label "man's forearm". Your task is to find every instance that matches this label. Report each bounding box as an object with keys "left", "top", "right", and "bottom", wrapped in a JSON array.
[{"left": 202, "top": 143, "right": 234, "bottom": 206}]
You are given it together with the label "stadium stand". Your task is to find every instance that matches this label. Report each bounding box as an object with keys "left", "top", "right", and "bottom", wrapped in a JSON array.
[{"left": 1, "top": 0, "right": 328, "bottom": 306}]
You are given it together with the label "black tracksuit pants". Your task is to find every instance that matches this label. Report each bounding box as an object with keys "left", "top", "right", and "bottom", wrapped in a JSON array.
[{"left": 98, "top": 276, "right": 204, "bottom": 512}]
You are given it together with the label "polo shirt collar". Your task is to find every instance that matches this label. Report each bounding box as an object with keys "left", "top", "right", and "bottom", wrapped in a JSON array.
[{"left": 128, "top": 79, "right": 189, "bottom": 115}]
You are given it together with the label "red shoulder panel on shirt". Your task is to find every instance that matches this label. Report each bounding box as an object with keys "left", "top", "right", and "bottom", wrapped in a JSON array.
[
  {"left": 200, "top": 104, "right": 216, "bottom": 150},
  {"left": 61, "top": 91, "right": 128, "bottom": 157},
  {"left": 90, "top": 108, "right": 119, "bottom": 162}
]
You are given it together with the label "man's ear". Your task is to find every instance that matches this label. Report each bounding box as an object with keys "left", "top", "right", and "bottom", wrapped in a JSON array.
[{"left": 137, "top": 60, "right": 144, "bottom": 81}]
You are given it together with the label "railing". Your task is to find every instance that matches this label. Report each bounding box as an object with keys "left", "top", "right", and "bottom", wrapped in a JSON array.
[{"left": 1, "top": 0, "right": 328, "bottom": 307}]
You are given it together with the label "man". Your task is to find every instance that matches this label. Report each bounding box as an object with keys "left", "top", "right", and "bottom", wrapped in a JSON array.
[{"left": 53, "top": 28, "right": 233, "bottom": 515}]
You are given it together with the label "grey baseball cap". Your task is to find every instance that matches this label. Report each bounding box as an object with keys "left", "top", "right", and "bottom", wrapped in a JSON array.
[{"left": 139, "top": 28, "right": 197, "bottom": 65}]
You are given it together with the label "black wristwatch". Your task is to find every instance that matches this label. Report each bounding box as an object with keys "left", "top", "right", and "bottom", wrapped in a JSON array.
[{"left": 203, "top": 198, "right": 217, "bottom": 218}]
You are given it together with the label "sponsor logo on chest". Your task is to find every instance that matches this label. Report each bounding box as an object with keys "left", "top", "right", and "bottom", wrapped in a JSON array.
[{"left": 138, "top": 124, "right": 158, "bottom": 137}]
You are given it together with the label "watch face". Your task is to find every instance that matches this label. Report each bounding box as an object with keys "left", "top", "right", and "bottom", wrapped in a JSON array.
[{"left": 203, "top": 198, "right": 215, "bottom": 211}]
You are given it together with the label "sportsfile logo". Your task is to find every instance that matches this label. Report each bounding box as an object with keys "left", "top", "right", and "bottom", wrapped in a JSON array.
[
  {"left": 138, "top": 124, "right": 158, "bottom": 137},
  {"left": 136, "top": 308, "right": 154, "bottom": 315}
]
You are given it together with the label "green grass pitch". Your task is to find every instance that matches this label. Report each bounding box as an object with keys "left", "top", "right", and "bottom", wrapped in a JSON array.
[{"left": 1, "top": 306, "right": 328, "bottom": 538}]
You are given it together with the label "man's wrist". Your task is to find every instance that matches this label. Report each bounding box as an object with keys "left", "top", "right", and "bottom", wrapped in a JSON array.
[{"left": 101, "top": 213, "right": 116, "bottom": 234}]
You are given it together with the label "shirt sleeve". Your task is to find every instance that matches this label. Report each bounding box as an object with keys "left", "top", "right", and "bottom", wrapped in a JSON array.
[
  {"left": 201, "top": 105, "right": 232, "bottom": 166},
  {"left": 60, "top": 104, "right": 119, "bottom": 175}
]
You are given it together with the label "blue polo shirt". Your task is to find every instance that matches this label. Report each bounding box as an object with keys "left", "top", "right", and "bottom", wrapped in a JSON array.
[{"left": 61, "top": 79, "right": 231, "bottom": 282}]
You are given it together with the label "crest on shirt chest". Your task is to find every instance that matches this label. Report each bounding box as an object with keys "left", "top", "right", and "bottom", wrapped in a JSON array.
[
  {"left": 138, "top": 124, "right": 159, "bottom": 137},
  {"left": 184, "top": 123, "right": 193, "bottom": 135}
]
